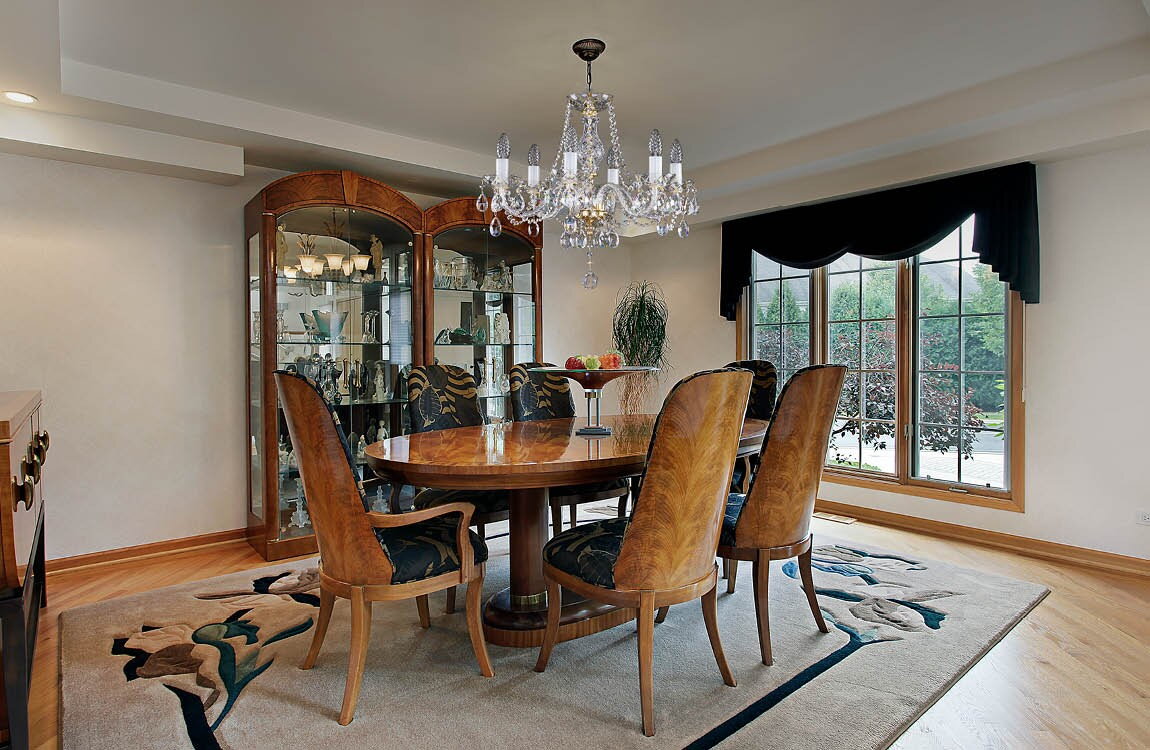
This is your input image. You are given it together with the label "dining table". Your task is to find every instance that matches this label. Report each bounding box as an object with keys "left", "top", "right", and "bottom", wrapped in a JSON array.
[{"left": 364, "top": 413, "right": 767, "bottom": 648}]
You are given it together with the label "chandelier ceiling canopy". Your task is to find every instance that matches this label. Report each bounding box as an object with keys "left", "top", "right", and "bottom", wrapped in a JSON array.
[{"left": 478, "top": 39, "right": 699, "bottom": 288}]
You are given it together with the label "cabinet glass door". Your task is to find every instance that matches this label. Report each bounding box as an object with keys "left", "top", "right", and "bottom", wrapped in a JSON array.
[
  {"left": 273, "top": 206, "right": 415, "bottom": 536},
  {"left": 431, "top": 226, "right": 535, "bottom": 423}
]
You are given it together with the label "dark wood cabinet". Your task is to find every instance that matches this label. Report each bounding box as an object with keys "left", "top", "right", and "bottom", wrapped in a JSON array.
[
  {"left": 244, "top": 172, "right": 543, "bottom": 561},
  {"left": 0, "top": 391, "right": 48, "bottom": 750}
]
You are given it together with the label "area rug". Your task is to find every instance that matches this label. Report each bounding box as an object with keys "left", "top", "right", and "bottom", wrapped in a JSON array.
[{"left": 59, "top": 534, "right": 1046, "bottom": 749}]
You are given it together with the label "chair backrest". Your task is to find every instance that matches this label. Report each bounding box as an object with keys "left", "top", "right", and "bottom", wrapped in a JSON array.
[
  {"left": 275, "top": 371, "right": 393, "bottom": 585},
  {"left": 612, "top": 368, "right": 752, "bottom": 591},
  {"left": 508, "top": 362, "right": 577, "bottom": 422},
  {"left": 725, "top": 359, "right": 778, "bottom": 421},
  {"left": 733, "top": 364, "right": 847, "bottom": 550},
  {"left": 407, "top": 364, "right": 485, "bottom": 433}
]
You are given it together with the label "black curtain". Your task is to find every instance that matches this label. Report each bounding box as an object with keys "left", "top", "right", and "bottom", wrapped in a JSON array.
[{"left": 720, "top": 162, "right": 1039, "bottom": 320}]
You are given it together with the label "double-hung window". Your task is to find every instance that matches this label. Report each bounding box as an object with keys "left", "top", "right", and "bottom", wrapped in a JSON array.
[{"left": 744, "top": 217, "right": 1023, "bottom": 509}]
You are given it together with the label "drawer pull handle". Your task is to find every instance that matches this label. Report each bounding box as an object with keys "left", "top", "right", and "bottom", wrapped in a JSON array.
[
  {"left": 34, "top": 430, "right": 49, "bottom": 465},
  {"left": 24, "top": 449, "right": 42, "bottom": 484},
  {"left": 12, "top": 473, "right": 35, "bottom": 512}
]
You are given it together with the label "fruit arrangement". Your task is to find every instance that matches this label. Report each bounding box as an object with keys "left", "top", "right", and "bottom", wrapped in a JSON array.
[{"left": 564, "top": 351, "right": 625, "bottom": 370}]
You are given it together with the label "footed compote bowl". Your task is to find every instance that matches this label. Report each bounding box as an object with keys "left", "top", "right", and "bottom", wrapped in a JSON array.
[{"left": 529, "top": 366, "right": 658, "bottom": 436}]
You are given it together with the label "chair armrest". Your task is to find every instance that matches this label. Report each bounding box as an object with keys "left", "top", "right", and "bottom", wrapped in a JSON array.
[{"left": 365, "top": 502, "right": 478, "bottom": 577}]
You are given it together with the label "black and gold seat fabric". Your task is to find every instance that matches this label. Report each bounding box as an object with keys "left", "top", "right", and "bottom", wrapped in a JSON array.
[
  {"left": 275, "top": 369, "right": 488, "bottom": 585},
  {"left": 725, "top": 359, "right": 777, "bottom": 492},
  {"left": 509, "top": 362, "right": 630, "bottom": 522},
  {"left": 375, "top": 519, "right": 488, "bottom": 584},
  {"left": 719, "top": 492, "right": 747, "bottom": 548},
  {"left": 406, "top": 364, "right": 510, "bottom": 521},
  {"left": 542, "top": 517, "right": 630, "bottom": 589},
  {"left": 407, "top": 364, "right": 487, "bottom": 434},
  {"left": 508, "top": 362, "right": 577, "bottom": 421}
]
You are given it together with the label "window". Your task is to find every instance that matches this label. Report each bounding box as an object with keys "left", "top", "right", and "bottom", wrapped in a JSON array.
[
  {"left": 751, "top": 254, "right": 811, "bottom": 383},
  {"left": 744, "top": 217, "right": 1023, "bottom": 509}
]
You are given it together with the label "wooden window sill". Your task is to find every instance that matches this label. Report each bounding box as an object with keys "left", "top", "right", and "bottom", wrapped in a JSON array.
[{"left": 821, "top": 470, "right": 1024, "bottom": 513}]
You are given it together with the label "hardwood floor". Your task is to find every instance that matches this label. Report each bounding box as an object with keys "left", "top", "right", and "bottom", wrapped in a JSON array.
[{"left": 32, "top": 518, "right": 1150, "bottom": 749}]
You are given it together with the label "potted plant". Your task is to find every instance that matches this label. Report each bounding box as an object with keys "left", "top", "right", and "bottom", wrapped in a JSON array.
[{"left": 612, "top": 281, "right": 669, "bottom": 415}]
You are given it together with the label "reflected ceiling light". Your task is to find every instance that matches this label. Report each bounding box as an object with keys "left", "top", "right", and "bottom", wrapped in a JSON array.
[{"left": 3, "top": 91, "right": 37, "bottom": 104}]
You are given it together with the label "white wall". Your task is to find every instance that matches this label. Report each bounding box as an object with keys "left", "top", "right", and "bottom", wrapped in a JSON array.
[
  {"left": 627, "top": 144, "right": 1150, "bottom": 560},
  {"left": 0, "top": 153, "right": 290, "bottom": 558},
  {"left": 540, "top": 226, "right": 633, "bottom": 416}
]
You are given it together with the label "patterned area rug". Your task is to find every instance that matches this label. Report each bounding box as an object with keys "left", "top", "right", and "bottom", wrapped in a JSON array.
[{"left": 59, "top": 534, "right": 1046, "bottom": 749}]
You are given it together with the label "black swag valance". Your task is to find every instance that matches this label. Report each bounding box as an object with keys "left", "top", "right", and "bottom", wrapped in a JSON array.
[{"left": 720, "top": 162, "right": 1040, "bottom": 320}]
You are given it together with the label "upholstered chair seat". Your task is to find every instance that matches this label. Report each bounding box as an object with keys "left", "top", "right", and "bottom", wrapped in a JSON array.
[
  {"left": 374, "top": 517, "right": 489, "bottom": 584},
  {"left": 541, "top": 517, "right": 631, "bottom": 589},
  {"left": 412, "top": 487, "right": 510, "bottom": 516}
]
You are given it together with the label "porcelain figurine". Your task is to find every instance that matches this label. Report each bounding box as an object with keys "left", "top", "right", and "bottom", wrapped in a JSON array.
[
  {"left": 493, "top": 312, "right": 511, "bottom": 344},
  {"left": 369, "top": 234, "right": 384, "bottom": 276},
  {"left": 374, "top": 363, "right": 387, "bottom": 402}
]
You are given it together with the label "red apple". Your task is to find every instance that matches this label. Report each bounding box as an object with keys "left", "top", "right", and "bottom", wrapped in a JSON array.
[{"left": 565, "top": 356, "right": 585, "bottom": 369}]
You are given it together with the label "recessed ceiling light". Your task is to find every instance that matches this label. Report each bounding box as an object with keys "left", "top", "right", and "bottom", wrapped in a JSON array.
[{"left": 3, "top": 91, "right": 37, "bottom": 104}]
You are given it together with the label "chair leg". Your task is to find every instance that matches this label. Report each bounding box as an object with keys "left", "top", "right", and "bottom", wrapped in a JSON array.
[
  {"left": 301, "top": 586, "right": 335, "bottom": 670},
  {"left": 727, "top": 559, "right": 739, "bottom": 594},
  {"left": 416, "top": 594, "right": 431, "bottom": 628},
  {"left": 465, "top": 571, "right": 494, "bottom": 677},
  {"left": 701, "top": 585, "right": 736, "bottom": 687},
  {"left": 617, "top": 493, "right": 628, "bottom": 517},
  {"left": 752, "top": 555, "right": 772, "bottom": 665},
  {"left": 550, "top": 503, "right": 563, "bottom": 537},
  {"left": 445, "top": 586, "right": 457, "bottom": 615},
  {"left": 655, "top": 606, "right": 670, "bottom": 623},
  {"left": 533, "top": 578, "right": 563, "bottom": 672},
  {"left": 721, "top": 557, "right": 729, "bottom": 579},
  {"left": 569, "top": 504, "right": 577, "bottom": 528},
  {"left": 339, "top": 587, "right": 372, "bottom": 726},
  {"left": 799, "top": 546, "right": 829, "bottom": 633},
  {"left": 477, "top": 521, "right": 486, "bottom": 539},
  {"left": 637, "top": 591, "right": 657, "bottom": 737}
]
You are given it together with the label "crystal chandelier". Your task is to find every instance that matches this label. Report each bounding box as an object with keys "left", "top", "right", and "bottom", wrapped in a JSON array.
[{"left": 477, "top": 38, "right": 699, "bottom": 288}]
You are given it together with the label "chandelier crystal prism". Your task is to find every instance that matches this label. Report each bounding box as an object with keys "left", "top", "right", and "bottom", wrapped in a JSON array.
[{"left": 477, "top": 39, "right": 698, "bottom": 287}]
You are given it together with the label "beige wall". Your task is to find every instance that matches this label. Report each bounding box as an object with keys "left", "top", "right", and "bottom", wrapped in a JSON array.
[
  {"left": 0, "top": 152, "right": 290, "bottom": 558},
  {"left": 628, "top": 143, "right": 1150, "bottom": 560}
]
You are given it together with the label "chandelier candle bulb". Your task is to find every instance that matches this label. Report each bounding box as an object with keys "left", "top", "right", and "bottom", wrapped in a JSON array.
[
  {"left": 496, "top": 133, "right": 510, "bottom": 182},
  {"left": 648, "top": 129, "right": 664, "bottom": 180},
  {"left": 670, "top": 139, "right": 684, "bottom": 184},
  {"left": 527, "top": 143, "right": 540, "bottom": 186}
]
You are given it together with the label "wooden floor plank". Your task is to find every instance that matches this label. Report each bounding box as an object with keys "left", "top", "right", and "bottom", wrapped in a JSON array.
[{"left": 30, "top": 521, "right": 1150, "bottom": 749}]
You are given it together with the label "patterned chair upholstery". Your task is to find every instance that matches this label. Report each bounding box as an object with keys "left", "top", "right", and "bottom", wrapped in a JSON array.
[
  {"left": 509, "top": 362, "right": 631, "bottom": 533},
  {"left": 542, "top": 517, "right": 630, "bottom": 588},
  {"left": 725, "top": 359, "right": 778, "bottom": 492},
  {"left": 406, "top": 364, "right": 510, "bottom": 522},
  {"left": 276, "top": 369, "right": 488, "bottom": 585}
]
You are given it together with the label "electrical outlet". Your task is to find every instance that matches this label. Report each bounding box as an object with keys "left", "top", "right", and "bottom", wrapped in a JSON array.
[{"left": 1138, "top": 510, "right": 1150, "bottom": 526}]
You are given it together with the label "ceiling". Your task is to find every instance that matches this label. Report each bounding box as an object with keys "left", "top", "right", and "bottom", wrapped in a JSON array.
[
  {"left": 57, "top": 0, "right": 1149, "bottom": 168},
  {"left": 3, "top": 1, "right": 1150, "bottom": 215}
]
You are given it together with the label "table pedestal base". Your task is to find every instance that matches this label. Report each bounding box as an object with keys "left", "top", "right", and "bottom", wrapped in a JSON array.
[{"left": 482, "top": 587, "right": 636, "bottom": 648}]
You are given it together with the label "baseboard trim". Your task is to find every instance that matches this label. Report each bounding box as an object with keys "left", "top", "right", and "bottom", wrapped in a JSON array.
[
  {"left": 815, "top": 499, "right": 1150, "bottom": 579},
  {"left": 46, "top": 528, "right": 249, "bottom": 575}
]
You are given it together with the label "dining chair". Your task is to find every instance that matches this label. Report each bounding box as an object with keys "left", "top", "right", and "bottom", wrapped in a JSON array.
[
  {"left": 717, "top": 364, "right": 847, "bottom": 665},
  {"left": 406, "top": 363, "right": 510, "bottom": 613},
  {"left": 724, "top": 359, "right": 777, "bottom": 494},
  {"left": 534, "top": 368, "right": 752, "bottom": 737},
  {"left": 274, "top": 370, "right": 493, "bottom": 725},
  {"left": 509, "top": 362, "right": 631, "bottom": 534}
]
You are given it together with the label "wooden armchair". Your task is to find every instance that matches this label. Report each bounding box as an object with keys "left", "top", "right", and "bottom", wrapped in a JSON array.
[
  {"left": 717, "top": 364, "right": 847, "bottom": 665},
  {"left": 509, "top": 362, "right": 631, "bottom": 534},
  {"left": 275, "top": 371, "right": 493, "bottom": 726},
  {"left": 534, "top": 368, "right": 752, "bottom": 736}
]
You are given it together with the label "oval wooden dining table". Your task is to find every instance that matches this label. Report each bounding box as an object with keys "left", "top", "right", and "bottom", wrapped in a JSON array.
[{"left": 364, "top": 414, "right": 767, "bottom": 648}]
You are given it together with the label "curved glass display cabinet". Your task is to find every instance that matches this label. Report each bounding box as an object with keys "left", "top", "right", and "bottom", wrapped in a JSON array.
[
  {"left": 246, "top": 175, "right": 542, "bottom": 560},
  {"left": 424, "top": 198, "right": 543, "bottom": 423}
]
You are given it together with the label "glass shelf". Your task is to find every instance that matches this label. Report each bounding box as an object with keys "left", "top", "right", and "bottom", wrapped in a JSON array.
[
  {"left": 276, "top": 275, "right": 412, "bottom": 290},
  {"left": 432, "top": 286, "right": 530, "bottom": 296},
  {"left": 275, "top": 340, "right": 401, "bottom": 346}
]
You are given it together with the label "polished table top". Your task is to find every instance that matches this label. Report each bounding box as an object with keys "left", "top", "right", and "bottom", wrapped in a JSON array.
[{"left": 364, "top": 414, "right": 767, "bottom": 490}]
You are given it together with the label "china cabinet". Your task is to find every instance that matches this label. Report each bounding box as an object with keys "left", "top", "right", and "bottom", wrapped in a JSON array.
[{"left": 245, "top": 173, "right": 542, "bottom": 560}]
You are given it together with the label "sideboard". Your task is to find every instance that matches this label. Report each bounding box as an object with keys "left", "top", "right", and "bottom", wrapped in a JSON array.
[{"left": 0, "top": 391, "right": 48, "bottom": 750}]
